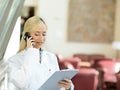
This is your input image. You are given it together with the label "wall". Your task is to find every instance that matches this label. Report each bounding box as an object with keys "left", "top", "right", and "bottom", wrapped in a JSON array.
[
  {"left": 114, "top": 0, "right": 120, "bottom": 41},
  {"left": 37, "top": 0, "right": 120, "bottom": 58},
  {"left": 114, "top": 0, "right": 120, "bottom": 58}
]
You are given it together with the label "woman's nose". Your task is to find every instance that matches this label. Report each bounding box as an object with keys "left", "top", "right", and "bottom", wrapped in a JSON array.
[{"left": 37, "top": 35, "right": 45, "bottom": 41}]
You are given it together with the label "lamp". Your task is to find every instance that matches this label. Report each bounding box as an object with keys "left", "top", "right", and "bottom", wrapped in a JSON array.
[{"left": 112, "top": 41, "right": 120, "bottom": 58}]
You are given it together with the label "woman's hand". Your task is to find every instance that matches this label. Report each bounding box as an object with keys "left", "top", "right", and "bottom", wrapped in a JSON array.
[
  {"left": 58, "top": 78, "right": 72, "bottom": 90},
  {"left": 26, "top": 37, "right": 35, "bottom": 48}
]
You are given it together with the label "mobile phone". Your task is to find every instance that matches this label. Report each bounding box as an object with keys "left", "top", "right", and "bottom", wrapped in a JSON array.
[{"left": 23, "top": 32, "right": 31, "bottom": 41}]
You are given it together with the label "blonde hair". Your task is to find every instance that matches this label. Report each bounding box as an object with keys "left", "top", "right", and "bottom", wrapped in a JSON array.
[{"left": 18, "top": 16, "right": 47, "bottom": 52}]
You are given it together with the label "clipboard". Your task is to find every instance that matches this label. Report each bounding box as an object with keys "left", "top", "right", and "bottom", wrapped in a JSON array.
[{"left": 39, "top": 69, "right": 79, "bottom": 90}]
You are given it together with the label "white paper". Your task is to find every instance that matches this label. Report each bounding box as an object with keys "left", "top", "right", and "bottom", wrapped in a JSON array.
[{"left": 39, "top": 69, "right": 79, "bottom": 90}]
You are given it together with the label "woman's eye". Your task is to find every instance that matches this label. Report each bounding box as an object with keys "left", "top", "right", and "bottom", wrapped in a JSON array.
[
  {"left": 43, "top": 33, "right": 46, "bottom": 36},
  {"left": 34, "top": 33, "right": 46, "bottom": 36},
  {"left": 35, "top": 33, "right": 40, "bottom": 36}
]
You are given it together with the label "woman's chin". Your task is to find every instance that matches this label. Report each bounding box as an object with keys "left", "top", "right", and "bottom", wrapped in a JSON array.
[{"left": 34, "top": 45, "right": 42, "bottom": 49}]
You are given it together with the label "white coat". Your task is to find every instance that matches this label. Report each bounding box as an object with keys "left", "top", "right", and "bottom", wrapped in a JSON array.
[{"left": 7, "top": 48, "right": 74, "bottom": 90}]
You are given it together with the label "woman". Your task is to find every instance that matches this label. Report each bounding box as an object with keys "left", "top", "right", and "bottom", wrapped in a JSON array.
[{"left": 7, "top": 16, "right": 74, "bottom": 90}]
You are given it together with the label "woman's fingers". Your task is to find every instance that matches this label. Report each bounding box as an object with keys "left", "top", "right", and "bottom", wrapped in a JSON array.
[
  {"left": 26, "top": 37, "right": 35, "bottom": 48},
  {"left": 58, "top": 78, "right": 72, "bottom": 89}
]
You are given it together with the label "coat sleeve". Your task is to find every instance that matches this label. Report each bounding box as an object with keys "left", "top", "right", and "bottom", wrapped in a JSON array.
[
  {"left": 7, "top": 48, "right": 40, "bottom": 89},
  {"left": 51, "top": 53, "right": 60, "bottom": 71}
]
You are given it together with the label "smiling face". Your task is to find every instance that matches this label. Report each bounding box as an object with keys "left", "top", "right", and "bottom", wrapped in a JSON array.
[
  {"left": 18, "top": 16, "right": 48, "bottom": 52},
  {"left": 30, "top": 23, "right": 47, "bottom": 49}
]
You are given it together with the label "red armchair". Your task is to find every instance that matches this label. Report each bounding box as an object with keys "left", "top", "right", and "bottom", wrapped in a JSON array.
[
  {"left": 96, "top": 60, "right": 120, "bottom": 90},
  {"left": 58, "top": 57, "right": 81, "bottom": 69},
  {"left": 116, "top": 72, "right": 120, "bottom": 90},
  {"left": 72, "top": 68, "right": 99, "bottom": 90}
]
